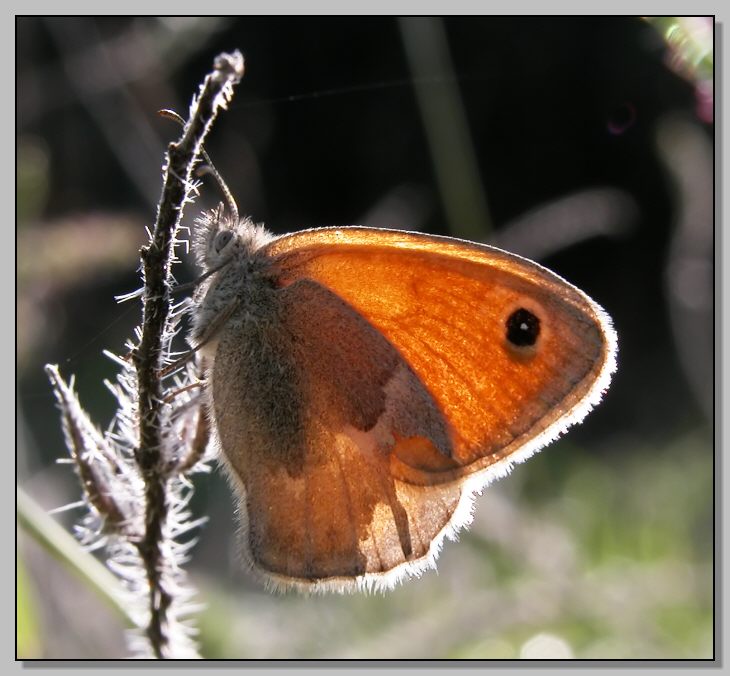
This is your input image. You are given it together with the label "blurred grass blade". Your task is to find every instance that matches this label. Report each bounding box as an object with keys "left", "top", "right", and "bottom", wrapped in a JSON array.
[
  {"left": 17, "top": 553, "right": 41, "bottom": 658},
  {"left": 398, "top": 17, "right": 492, "bottom": 239},
  {"left": 17, "top": 486, "right": 134, "bottom": 628}
]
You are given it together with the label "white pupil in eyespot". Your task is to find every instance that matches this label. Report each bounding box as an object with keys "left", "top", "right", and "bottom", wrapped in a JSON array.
[{"left": 214, "top": 230, "right": 233, "bottom": 253}]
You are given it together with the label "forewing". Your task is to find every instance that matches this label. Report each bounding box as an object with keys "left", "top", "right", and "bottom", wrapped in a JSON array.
[{"left": 265, "top": 227, "right": 617, "bottom": 485}]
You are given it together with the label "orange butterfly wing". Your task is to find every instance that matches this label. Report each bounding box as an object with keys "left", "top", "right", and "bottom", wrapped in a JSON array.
[
  {"left": 209, "top": 268, "right": 464, "bottom": 589},
  {"left": 210, "top": 226, "right": 616, "bottom": 590},
  {"left": 265, "top": 227, "right": 617, "bottom": 486}
]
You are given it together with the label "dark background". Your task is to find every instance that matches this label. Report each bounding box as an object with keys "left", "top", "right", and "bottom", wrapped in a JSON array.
[{"left": 17, "top": 16, "right": 713, "bottom": 659}]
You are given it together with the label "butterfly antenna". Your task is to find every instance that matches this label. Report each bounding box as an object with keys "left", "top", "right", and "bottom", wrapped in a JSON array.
[
  {"left": 196, "top": 161, "right": 239, "bottom": 226},
  {"left": 158, "top": 108, "right": 240, "bottom": 225}
]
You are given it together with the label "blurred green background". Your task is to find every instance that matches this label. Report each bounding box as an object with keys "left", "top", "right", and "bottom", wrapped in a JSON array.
[{"left": 17, "top": 16, "right": 713, "bottom": 659}]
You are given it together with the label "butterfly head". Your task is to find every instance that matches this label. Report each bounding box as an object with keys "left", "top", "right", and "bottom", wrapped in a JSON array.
[{"left": 192, "top": 202, "right": 273, "bottom": 272}]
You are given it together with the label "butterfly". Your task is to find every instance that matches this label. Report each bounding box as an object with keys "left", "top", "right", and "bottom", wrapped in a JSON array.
[{"left": 187, "top": 193, "right": 617, "bottom": 594}]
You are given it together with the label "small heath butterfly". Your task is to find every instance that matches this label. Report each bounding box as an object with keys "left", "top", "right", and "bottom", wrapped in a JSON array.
[{"left": 189, "top": 192, "right": 617, "bottom": 593}]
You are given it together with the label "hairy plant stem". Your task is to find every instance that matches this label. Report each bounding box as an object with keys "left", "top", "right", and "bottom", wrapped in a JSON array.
[{"left": 132, "top": 51, "right": 244, "bottom": 658}]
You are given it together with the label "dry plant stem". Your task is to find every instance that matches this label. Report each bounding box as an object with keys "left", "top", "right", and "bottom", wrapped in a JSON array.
[
  {"left": 132, "top": 51, "right": 244, "bottom": 658},
  {"left": 44, "top": 365, "right": 131, "bottom": 532}
]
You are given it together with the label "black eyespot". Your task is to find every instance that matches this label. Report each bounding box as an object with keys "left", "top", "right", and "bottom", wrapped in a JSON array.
[
  {"left": 506, "top": 308, "right": 540, "bottom": 347},
  {"left": 214, "top": 230, "right": 233, "bottom": 253}
]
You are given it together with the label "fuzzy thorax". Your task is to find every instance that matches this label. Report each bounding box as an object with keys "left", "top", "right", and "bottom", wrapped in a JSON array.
[{"left": 189, "top": 206, "right": 275, "bottom": 349}]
